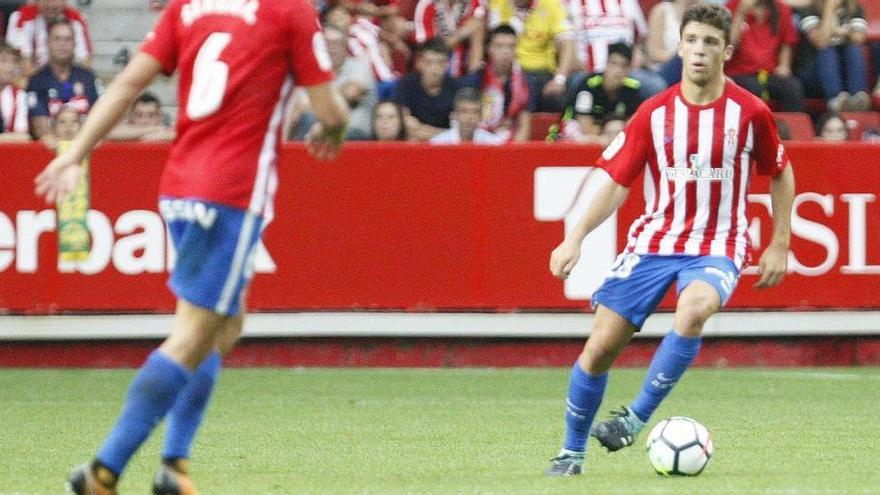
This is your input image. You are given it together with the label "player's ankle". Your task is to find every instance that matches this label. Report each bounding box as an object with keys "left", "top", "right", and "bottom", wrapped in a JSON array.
[
  {"left": 162, "top": 457, "right": 191, "bottom": 474},
  {"left": 91, "top": 460, "right": 118, "bottom": 488}
]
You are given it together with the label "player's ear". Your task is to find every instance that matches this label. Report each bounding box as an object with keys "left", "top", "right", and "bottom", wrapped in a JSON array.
[{"left": 723, "top": 42, "right": 733, "bottom": 61}]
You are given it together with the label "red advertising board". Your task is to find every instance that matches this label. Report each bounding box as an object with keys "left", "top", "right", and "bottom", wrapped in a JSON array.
[{"left": 1, "top": 142, "right": 878, "bottom": 313}]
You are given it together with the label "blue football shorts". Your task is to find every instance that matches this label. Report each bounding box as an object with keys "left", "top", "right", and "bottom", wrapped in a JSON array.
[
  {"left": 590, "top": 253, "right": 740, "bottom": 330},
  {"left": 160, "top": 198, "right": 265, "bottom": 317}
]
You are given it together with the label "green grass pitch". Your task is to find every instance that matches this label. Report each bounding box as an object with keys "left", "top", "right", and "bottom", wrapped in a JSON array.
[{"left": 1, "top": 367, "right": 877, "bottom": 494}]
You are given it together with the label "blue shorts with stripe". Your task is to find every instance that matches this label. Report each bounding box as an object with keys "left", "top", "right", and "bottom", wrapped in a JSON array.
[
  {"left": 591, "top": 254, "right": 740, "bottom": 330},
  {"left": 160, "top": 198, "right": 264, "bottom": 317}
]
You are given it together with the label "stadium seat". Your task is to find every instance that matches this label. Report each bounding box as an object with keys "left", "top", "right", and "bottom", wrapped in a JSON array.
[
  {"left": 773, "top": 112, "right": 814, "bottom": 141},
  {"left": 840, "top": 112, "right": 880, "bottom": 141},
  {"left": 530, "top": 112, "right": 561, "bottom": 141}
]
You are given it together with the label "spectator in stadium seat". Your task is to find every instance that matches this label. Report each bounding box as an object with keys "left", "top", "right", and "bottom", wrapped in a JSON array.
[
  {"left": 561, "top": 43, "right": 642, "bottom": 144},
  {"left": 646, "top": 0, "right": 699, "bottom": 85},
  {"left": 815, "top": 111, "right": 849, "bottom": 140},
  {"left": 322, "top": 4, "right": 401, "bottom": 101},
  {"left": 567, "top": 0, "right": 667, "bottom": 101},
  {"left": 371, "top": 100, "right": 408, "bottom": 140},
  {"left": 411, "top": 0, "right": 486, "bottom": 77},
  {"left": 487, "top": 0, "right": 576, "bottom": 113},
  {"left": 393, "top": 38, "right": 459, "bottom": 141},
  {"left": 459, "top": 24, "right": 533, "bottom": 142},
  {"left": 795, "top": 0, "right": 871, "bottom": 111},
  {"left": 600, "top": 117, "right": 626, "bottom": 143},
  {"left": 0, "top": 40, "right": 28, "bottom": 141},
  {"left": 106, "top": 92, "right": 175, "bottom": 141},
  {"left": 727, "top": 0, "right": 805, "bottom": 111},
  {"left": 5, "top": 0, "right": 91, "bottom": 76},
  {"left": 26, "top": 19, "right": 100, "bottom": 145},
  {"left": 430, "top": 87, "right": 506, "bottom": 144},
  {"left": 774, "top": 116, "right": 793, "bottom": 139}
]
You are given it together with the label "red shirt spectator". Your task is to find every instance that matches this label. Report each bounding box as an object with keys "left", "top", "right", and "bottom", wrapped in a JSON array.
[
  {"left": 5, "top": 1, "right": 92, "bottom": 71},
  {"left": 412, "top": 0, "right": 485, "bottom": 76},
  {"left": 726, "top": 0, "right": 798, "bottom": 75}
]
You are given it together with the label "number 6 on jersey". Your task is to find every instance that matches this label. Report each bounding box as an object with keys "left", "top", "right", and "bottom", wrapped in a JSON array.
[{"left": 187, "top": 32, "right": 231, "bottom": 120}]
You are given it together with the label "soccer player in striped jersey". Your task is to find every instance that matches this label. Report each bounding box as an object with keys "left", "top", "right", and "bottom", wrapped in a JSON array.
[
  {"left": 35, "top": 0, "right": 349, "bottom": 493},
  {"left": 545, "top": 2, "right": 795, "bottom": 476}
]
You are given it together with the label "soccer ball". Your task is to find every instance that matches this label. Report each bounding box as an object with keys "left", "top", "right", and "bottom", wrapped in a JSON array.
[{"left": 645, "top": 417, "right": 713, "bottom": 476}]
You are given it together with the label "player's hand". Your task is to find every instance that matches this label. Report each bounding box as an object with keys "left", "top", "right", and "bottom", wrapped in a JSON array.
[
  {"left": 305, "top": 122, "right": 345, "bottom": 161},
  {"left": 754, "top": 242, "right": 788, "bottom": 289},
  {"left": 550, "top": 239, "right": 582, "bottom": 279},
  {"left": 34, "top": 155, "right": 82, "bottom": 205}
]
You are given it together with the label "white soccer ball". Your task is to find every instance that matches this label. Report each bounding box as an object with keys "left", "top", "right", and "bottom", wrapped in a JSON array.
[{"left": 645, "top": 417, "right": 713, "bottom": 476}]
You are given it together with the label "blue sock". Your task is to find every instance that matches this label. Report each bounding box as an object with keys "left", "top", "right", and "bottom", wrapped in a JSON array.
[
  {"left": 563, "top": 363, "right": 608, "bottom": 453},
  {"left": 630, "top": 331, "right": 701, "bottom": 423},
  {"left": 96, "top": 350, "right": 191, "bottom": 476},
  {"left": 162, "top": 351, "right": 222, "bottom": 462}
]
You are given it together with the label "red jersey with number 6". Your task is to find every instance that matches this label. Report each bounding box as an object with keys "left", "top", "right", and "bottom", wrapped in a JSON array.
[
  {"left": 596, "top": 80, "right": 789, "bottom": 269},
  {"left": 140, "top": 0, "right": 334, "bottom": 218}
]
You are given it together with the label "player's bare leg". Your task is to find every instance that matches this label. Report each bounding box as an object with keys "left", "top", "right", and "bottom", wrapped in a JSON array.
[
  {"left": 593, "top": 280, "right": 722, "bottom": 453},
  {"left": 546, "top": 305, "right": 636, "bottom": 476},
  {"left": 154, "top": 298, "right": 246, "bottom": 495}
]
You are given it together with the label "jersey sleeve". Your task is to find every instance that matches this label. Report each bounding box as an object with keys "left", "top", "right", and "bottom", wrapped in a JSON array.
[
  {"left": 140, "top": 1, "right": 180, "bottom": 76},
  {"left": 286, "top": 0, "right": 335, "bottom": 87},
  {"left": 752, "top": 105, "right": 788, "bottom": 176},
  {"left": 595, "top": 106, "right": 651, "bottom": 187}
]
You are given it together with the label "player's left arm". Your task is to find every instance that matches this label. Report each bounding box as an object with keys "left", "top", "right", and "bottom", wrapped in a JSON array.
[
  {"left": 35, "top": 52, "right": 162, "bottom": 204},
  {"left": 756, "top": 164, "right": 794, "bottom": 288},
  {"left": 753, "top": 105, "right": 795, "bottom": 289}
]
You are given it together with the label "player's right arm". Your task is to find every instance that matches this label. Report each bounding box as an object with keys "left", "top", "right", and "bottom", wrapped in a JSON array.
[
  {"left": 549, "top": 107, "right": 651, "bottom": 279},
  {"left": 550, "top": 177, "right": 630, "bottom": 279},
  {"left": 35, "top": 52, "right": 162, "bottom": 204}
]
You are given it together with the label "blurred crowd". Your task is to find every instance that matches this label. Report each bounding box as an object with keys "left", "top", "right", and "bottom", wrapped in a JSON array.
[{"left": 2, "top": 0, "right": 879, "bottom": 146}]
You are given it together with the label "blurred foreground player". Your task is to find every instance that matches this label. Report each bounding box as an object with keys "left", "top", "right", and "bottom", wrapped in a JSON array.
[
  {"left": 35, "top": 0, "right": 349, "bottom": 493},
  {"left": 544, "top": 2, "right": 795, "bottom": 476}
]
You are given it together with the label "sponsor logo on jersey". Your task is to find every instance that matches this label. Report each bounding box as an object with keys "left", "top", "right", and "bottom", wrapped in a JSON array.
[{"left": 666, "top": 154, "right": 733, "bottom": 181}]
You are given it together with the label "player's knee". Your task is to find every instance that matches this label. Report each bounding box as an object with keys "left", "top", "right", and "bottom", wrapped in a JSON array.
[{"left": 675, "top": 293, "right": 719, "bottom": 330}]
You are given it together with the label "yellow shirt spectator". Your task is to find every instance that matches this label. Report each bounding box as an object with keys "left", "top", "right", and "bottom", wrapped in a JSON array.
[{"left": 488, "top": 0, "right": 573, "bottom": 73}]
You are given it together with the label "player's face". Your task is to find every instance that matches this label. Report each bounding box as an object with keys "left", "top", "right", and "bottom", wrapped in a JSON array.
[
  {"left": 454, "top": 100, "right": 482, "bottom": 137},
  {"left": 417, "top": 51, "right": 449, "bottom": 87},
  {"left": 48, "top": 24, "right": 75, "bottom": 65},
  {"left": 373, "top": 102, "right": 403, "bottom": 141},
  {"left": 488, "top": 33, "right": 516, "bottom": 73},
  {"left": 0, "top": 52, "right": 20, "bottom": 85},
  {"left": 603, "top": 53, "right": 630, "bottom": 89},
  {"left": 131, "top": 102, "right": 162, "bottom": 126},
  {"left": 678, "top": 21, "right": 732, "bottom": 87}
]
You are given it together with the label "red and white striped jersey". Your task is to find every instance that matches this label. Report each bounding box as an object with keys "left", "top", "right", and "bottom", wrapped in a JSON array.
[
  {"left": 4, "top": 4, "right": 92, "bottom": 67},
  {"left": 348, "top": 17, "right": 396, "bottom": 82},
  {"left": 597, "top": 81, "right": 789, "bottom": 269},
  {"left": 412, "top": 0, "right": 485, "bottom": 76},
  {"left": 0, "top": 84, "right": 28, "bottom": 134},
  {"left": 567, "top": 0, "right": 646, "bottom": 73},
  {"left": 140, "top": 0, "right": 334, "bottom": 219}
]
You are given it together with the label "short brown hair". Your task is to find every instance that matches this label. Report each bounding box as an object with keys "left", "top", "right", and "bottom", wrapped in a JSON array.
[
  {"left": 680, "top": 3, "right": 732, "bottom": 46},
  {"left": 0, "top": 40, "right": 22, "bottom": 61}
]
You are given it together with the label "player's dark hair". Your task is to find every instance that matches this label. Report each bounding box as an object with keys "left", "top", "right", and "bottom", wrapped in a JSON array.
[
  {"left": 418, "top": 38, "right": 451, "bottom": 57},
  {"left": 607, "top": 42, "right": 633, "bottom": 64},
  {"left": 0, "top": 40, "right": 22, "bottom": 61},
  {"left": 680, "top": 3, "right": 732, "bottom": 46},
  {"left": 453, "top": 87, "right": 482, "bottom": 108},
  {"left": 487, "top": 24, "right": 517, "bottom": 45},
  {"left": 136, "top": 92, "right": 161, "bottom": 107}
]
